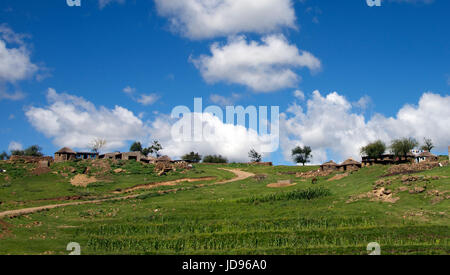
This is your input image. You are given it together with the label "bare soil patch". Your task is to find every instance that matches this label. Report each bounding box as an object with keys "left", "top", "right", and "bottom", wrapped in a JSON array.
[
  {"left": 327, "top": 173, "right": 349, "bottom": 182},
  {"left": 267, "top": 180, "right": 297, "bottom": 188},
  {"left": 347, "top": 187, "right": 399, "bottom": 204},
  {"left": 70, "top": 174, "right": 98, "bottom": 187},
  {"left": 116, "top": 177, "right": 216, "bottom": 194}
]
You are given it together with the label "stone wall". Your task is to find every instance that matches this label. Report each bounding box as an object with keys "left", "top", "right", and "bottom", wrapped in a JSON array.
[{"left": 10, "top": 155, "right": 54, "bottom": 163}]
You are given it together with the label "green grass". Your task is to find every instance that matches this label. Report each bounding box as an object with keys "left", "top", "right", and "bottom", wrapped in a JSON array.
[{"left": 0, "top": 161, "right": 448, "bottom": 255}]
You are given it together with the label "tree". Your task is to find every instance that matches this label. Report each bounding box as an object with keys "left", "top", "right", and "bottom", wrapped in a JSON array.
[
  {"left": 11, "top": 150, "right": 25, "bottom": 156},
  {"left": 130, "top": 141, "right": 143, "bottom": 153},
  {"left": 421, "top": 138, "right": 434, "bottom": 152},
  {"left": 149, "top": 141, "right": 163, "bottom": 158},
  {"left": 248, "top": 149, "right": 262, "bottom": 163},
  {"left": 182, "top": 152, "right": 202, "bottom": 163},
  {"left": 390, "top": 137, "right": 418, "bottom": 157},
  {"left": 360, "top": 140, "right": 386, "bottom": 159},
  {"left": 24, "top": 145, "right": 44, "bottom": 157},
  {"left": 292, "top": 146, "right": 312, "bottom": 166},
  {"left": 0, "top": 151, "right": 9, "bottom": 160},
  {"left": 203, "top": 155, "right": 228, "bottom": 164},
  {"left": 90, "top": 138, "right": 107, "bottom": 153}
]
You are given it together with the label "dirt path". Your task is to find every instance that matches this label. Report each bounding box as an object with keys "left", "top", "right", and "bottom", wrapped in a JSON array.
[
  {"left": 116, "top": 176, "right": 217, "bottom": 194},
  {"left": 215, "top": 168, "right": 254, "bottom": 184},
  {"left": 0, "top": 169, "right": 254, "bottom": 219}
]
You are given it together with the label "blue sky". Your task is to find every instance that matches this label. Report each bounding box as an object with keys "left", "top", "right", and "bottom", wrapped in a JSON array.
[{"left": 1, "top": 0, "right": 449, "bottom": 165}]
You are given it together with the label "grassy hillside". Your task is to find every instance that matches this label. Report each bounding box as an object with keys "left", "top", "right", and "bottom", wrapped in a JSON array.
[{"left": 0, "top": 160, "right": 448, "bottom": 255}]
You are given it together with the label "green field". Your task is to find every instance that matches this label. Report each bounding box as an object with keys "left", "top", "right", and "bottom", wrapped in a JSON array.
[{"left": 0, "top": 159, "right": 448, "bottom": 255}]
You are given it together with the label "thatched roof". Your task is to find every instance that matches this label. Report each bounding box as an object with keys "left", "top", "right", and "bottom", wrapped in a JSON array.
[
  {"left": 341, "top": 158, "right": 361, "bottom": 166},
  {"left": 419, "top": 151, "right": 436, "bottom": 158},
  {"left": 321, "top": 160, "right": 338, "bottom": 167},
  {"left": 56, "top": 147, "right": 76, "bottom": 154},
  {"left": 157, "top": 155, "right": 173, "bottom": 162}
]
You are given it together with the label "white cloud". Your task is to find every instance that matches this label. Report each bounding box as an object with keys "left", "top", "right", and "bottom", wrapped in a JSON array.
[
  {"left": 0, "top": 25, "right": 38, "bottom": 100},
  {"left": 137, "top": 94, "right": 160, "bottom": 106},
  {"left": 293, "top": 90, "right": 305, "bottom": 100},
  {"left": 122, "top": 86, "right": 135, "bottom": 94},
  {"left": 25, "top": 88, "right": 147, "bottom": 152},
  {"left": 154, "top": 0, "right": 296, "bottom": 39},
  {"left": 352, "top": 95, "right": 372, "bottom": 111},
  {"left": 149, "top": 112, "right": 277, "bottom": 162},
  {"left": 281, "top": 90, "right": 450, "bottom": 164},
  {"left": 122, "top": 86, "right": 160, "bottom": 106},
  {"left": 8, "top": 141, "right": 23, "bottom": 152},
  {"left": 209, "top": 93, "right": 241, "bottom": 106},
  {"left": 191, "top": 35, "right": 321, "bottom": 92}
]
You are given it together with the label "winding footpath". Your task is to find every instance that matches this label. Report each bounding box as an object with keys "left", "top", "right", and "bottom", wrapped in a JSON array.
[{"left": 0, "top": 169, "right": 254, "bottom": 219}]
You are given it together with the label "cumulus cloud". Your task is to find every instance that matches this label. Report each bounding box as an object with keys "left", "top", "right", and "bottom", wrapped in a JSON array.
[
  {"left": 154, "top": 0, "right": 296, "bottom": 39},
  {"left": 0, "top": 25, "right": 38, "bottom": 100},
  {"left": 149, "top": 112, "right": 278, "bottom": 162},
  {"left": 8, "top": 141, "right": 23, "bottom": 152},
  {"left": 293, "top": 90, "right": 305, "bottom": 100},
  {"left": 25, "top": 88, "right": 147, "bottom": 152},
  {"left": 191, "top": 35, "right": 321, "bottom": 92},
  {"left": 281, "top": 91, "right": 450, "bottom": 164}
]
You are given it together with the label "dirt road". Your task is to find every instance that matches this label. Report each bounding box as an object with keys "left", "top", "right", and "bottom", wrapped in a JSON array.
[{"left": 0, "top": 169, "right": 254, "bottom": 219}]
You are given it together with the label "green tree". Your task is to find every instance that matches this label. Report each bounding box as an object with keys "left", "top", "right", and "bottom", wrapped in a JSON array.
[
  {"left": 390, "top": 137, "right": 419, "bottom": 157},
  {"left": 420, "top": 138, "right": 434, "bottom": 152},
  {"left": 11, "top": 150, "right": 25, "bottom": 156},
  {"left": 0, "top": 151, "right": 9, "bottom": 160},
  {"left": 292, "top": 146, "right": 313, "bottom": 166},
  {"left": 130, "top": 141, "right": 143, "bottom": 153},
  {"left": 203, "top": 155, "right": 228, "bottom": 164},
  {"left": 360, "top": 140, "right": 386, "bottom": 159},
  {"left": 248, "top": 149, "right": 262, "bottom": 162},
  {"left": 181, "top": 152, "right": 202, "bottom": 163},
  {"left": 24, "top": 145, "right": 43, "bottom": 157}
]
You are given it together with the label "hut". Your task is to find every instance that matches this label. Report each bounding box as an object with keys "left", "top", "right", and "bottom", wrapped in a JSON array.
[
  {"left": 320, "top": 160, "right": 338, "bottom": 172},
  {"left": 418, "top": 151, "right": 438, "bottom": 163},
  {"left": 339, "top": 158, "right": 362, "bottom": 172},
  {"left": 156, "top": 155, "right": 173, "bottom": 163},
  {"left": 55, "top": 147, "right": 77, "bottom": 162}
]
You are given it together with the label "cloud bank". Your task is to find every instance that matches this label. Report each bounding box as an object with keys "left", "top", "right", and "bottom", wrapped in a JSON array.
[{"left": 281, "top": 91, "right": 450, "bottom": 164}]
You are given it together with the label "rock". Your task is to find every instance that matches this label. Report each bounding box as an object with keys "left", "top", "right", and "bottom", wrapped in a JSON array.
[
  {"left": 410, "top": 187, "right": 426, "bottom": 194},
  {"left": 114, "top": 168, "right": 124, "bottom": 173}
]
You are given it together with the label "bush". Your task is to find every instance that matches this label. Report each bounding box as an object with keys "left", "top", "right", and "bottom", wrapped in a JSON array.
[
  {"left": 203, "top": 155, "right": 228, "bottom": 164},
  {"left": 182, "top": 152, "right": 202, "bottom": 163},
  {"left": 239, "top": 187, "right": 331, "bottom": 204}
]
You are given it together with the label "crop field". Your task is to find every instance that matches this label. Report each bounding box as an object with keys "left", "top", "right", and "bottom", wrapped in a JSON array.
[{"left": 0, "top": 159, "right": 448, "bottom": 255}]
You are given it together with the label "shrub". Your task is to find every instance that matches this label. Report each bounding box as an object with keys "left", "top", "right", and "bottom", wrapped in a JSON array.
[
  {"left": 203, "top": 155, "right": 228, "bottom": 164},
  {"left": 239, "top": 187, "right": 331, "bottom": 204}
]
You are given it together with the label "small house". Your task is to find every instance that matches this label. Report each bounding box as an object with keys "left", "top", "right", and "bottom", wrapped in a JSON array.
[
  {"left": 339, "top": 158, "right": 361, "bottom": 172},
  {"left": 320, "top": 160, "right": 338, "bottom": 171},
  {"left": 418, "top": 151, "right": 438, "bottom": 163},
  {"left": 54, "top": 147, "right": 77, "bottom": 162}
]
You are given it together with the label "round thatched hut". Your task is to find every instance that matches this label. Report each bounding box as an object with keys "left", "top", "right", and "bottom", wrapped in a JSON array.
[
  {"left": 320, "top": 160, "right": 338, "bottom": 171},
  {"left": 339, "top": 158, "right": 362, "bottom": 172},
  {"left": 54, "top": 147, "right": 76, "bottom": 162}
]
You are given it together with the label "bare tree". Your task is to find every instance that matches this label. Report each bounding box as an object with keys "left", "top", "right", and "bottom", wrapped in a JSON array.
[{"left": 90, "top": 138, "right": 107, "bottom": 153}]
